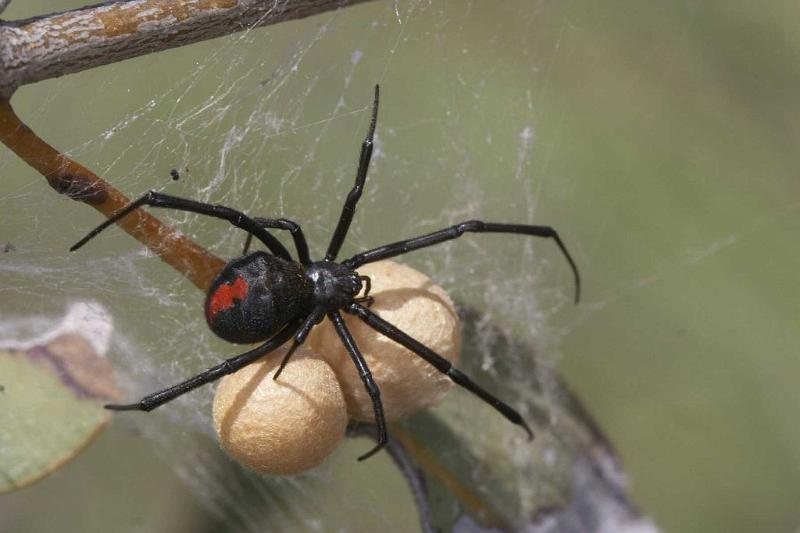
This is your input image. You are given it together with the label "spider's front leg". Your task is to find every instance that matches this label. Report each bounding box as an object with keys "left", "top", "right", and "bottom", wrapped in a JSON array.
[
  {"left": 346, "top": 302, "right": 534, "bottom": 440},
  {"left": 345, "top": 220, "right": 581, "bottom": 303},
  {"left": 329, "top": 311, "right": 388, "bottom": 460},
  {"left": 325, "top": 84, "right": 380, "bottom": 261}
]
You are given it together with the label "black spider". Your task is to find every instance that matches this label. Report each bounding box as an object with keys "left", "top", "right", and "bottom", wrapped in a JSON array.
[{"left": 71, "top": 85, "right": 580, "bottom": 460}]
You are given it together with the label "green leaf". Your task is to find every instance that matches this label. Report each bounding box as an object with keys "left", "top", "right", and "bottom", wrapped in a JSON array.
[{"left": 0, "top": 303, "right": 119, "bottom": 493}]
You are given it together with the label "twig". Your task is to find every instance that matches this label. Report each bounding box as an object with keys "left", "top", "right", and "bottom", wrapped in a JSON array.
[
  {"left": 0, "top": 0, "right": 374, "bottom": 98},
  {"left": 0, "top": 98, "right": 225, "bottom": 289}
]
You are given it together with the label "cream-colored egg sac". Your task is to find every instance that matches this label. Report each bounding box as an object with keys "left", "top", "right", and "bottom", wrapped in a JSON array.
[
  {"left": 308, "top": 260, "right": 461, "bottom": 421},
  {"left": 212, "top": 349, "right": 347, "bottom": 475}
]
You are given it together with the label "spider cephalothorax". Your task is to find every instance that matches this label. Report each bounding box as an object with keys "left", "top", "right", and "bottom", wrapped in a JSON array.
[
  {"left": 305, "top": 261, "right": 364, "bottom": 309},
  {"left": 71, "top": 85, "right": 580, "bottom": 460}
]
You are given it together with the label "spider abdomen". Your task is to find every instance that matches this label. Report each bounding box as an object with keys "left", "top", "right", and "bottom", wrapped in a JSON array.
[{"left": 205, "top": 252, "right": 313, "bottom": 344}]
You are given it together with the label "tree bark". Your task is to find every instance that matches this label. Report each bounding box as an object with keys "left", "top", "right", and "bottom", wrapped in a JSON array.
[{"left": 0, "top": 0, "right": 373, "bottom": 98}]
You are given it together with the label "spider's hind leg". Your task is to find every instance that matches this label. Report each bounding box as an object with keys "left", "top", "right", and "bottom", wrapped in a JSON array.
[
  {"left": 105, "top": 318, "right": 302, "bottom": 412},
  {"left": 273, "top": 306, "right": 326, "bottom": 381},
  {"left": 246, "top": 217, "right": 312, "bottom": 265},
  {"left": 70, "top": 190, "right": 292, "bottom": 261}
]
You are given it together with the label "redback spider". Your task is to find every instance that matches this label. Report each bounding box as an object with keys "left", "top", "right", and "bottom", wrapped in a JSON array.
[{"left": 71, "top": 85, "right": 580, "bottom": 460}]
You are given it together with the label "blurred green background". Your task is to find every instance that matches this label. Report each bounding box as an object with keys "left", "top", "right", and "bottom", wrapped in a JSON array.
[{"left": 2, "top": 1, "right": 800, "bottom": 532}]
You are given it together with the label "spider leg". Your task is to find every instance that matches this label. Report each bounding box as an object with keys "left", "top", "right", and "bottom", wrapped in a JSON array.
[
  {"left": 345, "top": 220, "right": 581, "bottom": 303},
  {"left": 243, "top": 217, "right": 311, "bottom": 265},
  {"left": 70, "top": 191, "right": 292, "bottom": 261},
  {"left": 346, "top": 302, "right": 534, "bottom": 440},
  {"left": 329, "top": 310, "right": 388, "bottom": 461},
  {"left": 325, "top": 85, "right": 380, "bottom": 261},
  {"left": 105, "top": 317, "right": 302, "bottom": 412},
  {"left": 273, "top": 306, "right": 326, "bottom": 380}
]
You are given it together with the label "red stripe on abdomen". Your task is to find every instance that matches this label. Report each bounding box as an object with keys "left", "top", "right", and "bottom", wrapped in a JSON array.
[{"left": 207, "top": 276, "right": 249, "bottom": 321}]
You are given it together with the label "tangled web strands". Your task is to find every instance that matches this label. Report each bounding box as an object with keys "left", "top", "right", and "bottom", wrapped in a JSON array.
[{"left": 0, "top": 1, "right": 613, "bottom": 531}]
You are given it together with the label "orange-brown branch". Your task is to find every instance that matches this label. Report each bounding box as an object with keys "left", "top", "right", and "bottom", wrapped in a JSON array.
[{"left": 0, "top": 98, "right": 224, "bottom": 290}]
